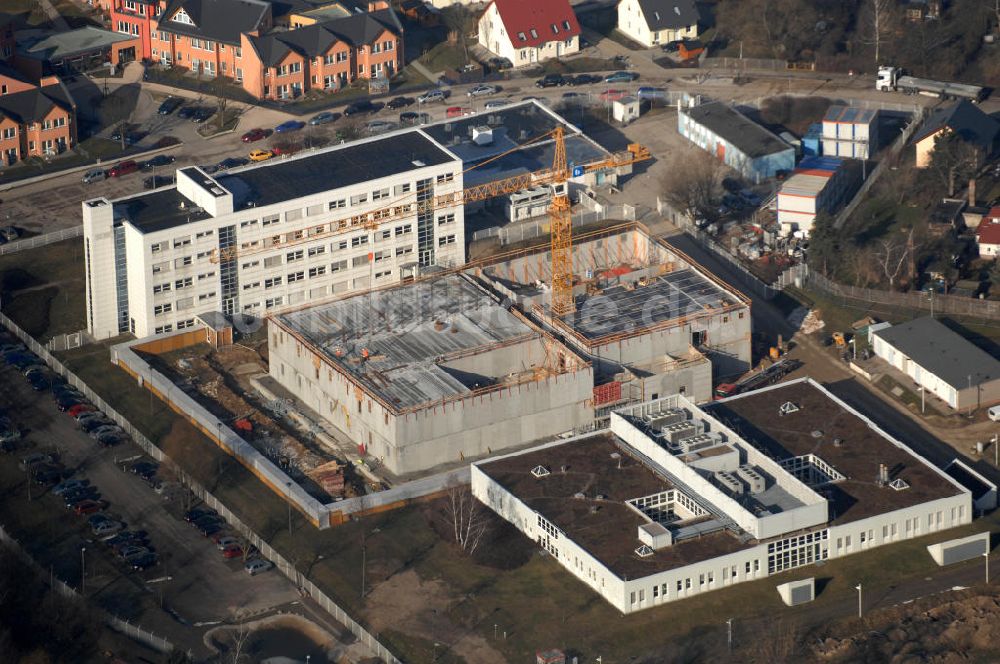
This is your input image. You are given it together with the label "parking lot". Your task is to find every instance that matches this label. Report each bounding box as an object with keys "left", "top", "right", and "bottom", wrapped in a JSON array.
[{"left": 0, "top": 334, "right": 301, "bottom": 656}]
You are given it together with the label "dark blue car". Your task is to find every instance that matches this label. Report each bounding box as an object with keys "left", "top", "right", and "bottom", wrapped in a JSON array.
[{"left": 274, "top": 120, "right": 305, "bottom": 133}]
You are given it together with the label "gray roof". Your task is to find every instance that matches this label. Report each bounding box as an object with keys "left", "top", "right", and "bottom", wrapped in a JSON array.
[
  {"left": 159, "top": 0, "right": 270, "bottom": 45},
  {"left": 873, "top": 317, "right": 1000, "bottom": 390},
  {"left": 913, "top": 100, "right": 1000, "bottom": 149},
  {"left": 682, "top": 101, "right": 793, "bottom": 159},
  {"left": 246, "top": 9, "right": 401, "bottom": 67},
  {"left": 276, "top": 274, "right": 537, "bottom": 410},
  {"left": 0, "top": 83, "right": 75, "bottom": 124},
  {"left": 630, "top": 0, "right": 700, "bottom": 31},
  {"left": 18, "top": 26, "right": 138, "bottom": 61}
]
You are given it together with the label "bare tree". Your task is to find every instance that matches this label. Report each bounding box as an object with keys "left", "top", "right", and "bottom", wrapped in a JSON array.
[
  {"left": 862, "top": 0, "right": 895, "bottom": 66},
  {"left": 659, "top": 149, "right": 725, "bottom": 223},
  {"left": 441, "top": 6, "right": 475, "bottom": 64},
  {"left": 213, "top": 83, "right": 230, "bottom": 133},
  {"left": 443, "top": 480, "right": 488, "bottom": 555},
  {"left": 928, "top": 132, "right": 982, "bottom": 196},
  {"left": 228, "top": 609, "right": 251, "bottom": 664},
  {"left": 876, "top": 227, "right": 916, "bottom": 290}
]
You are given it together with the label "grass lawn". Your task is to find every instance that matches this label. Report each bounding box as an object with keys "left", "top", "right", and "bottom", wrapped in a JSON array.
[
  {"left": 877, "top": 374, "right": 944, "bottom": 417},
  {"left": 0, "top": 238, "right": 86, "bottom": 339},
  {"left": 418, "top": 42, "right": 470, "bottom": 73},
  {"left": 540, "top": 56, "right": 623, "bottom": 75}
]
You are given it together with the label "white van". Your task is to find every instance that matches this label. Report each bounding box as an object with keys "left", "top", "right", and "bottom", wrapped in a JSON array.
[{"left": 989, "top": 405, "right": 1000, "bottom": 422}]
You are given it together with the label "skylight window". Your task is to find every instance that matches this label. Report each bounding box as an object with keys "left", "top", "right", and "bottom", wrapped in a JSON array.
[
  {"left": 563, "top": 20, "right": 571, "bottom": 30},
  {"left": 530, "top": 28, "right": 538, "bottom": 38},
  {"left": 551, "top": 23, "right": 559, "bottom": 34},
  {"left": 517, "top": 31, "right": 526, "bottom": 40}
]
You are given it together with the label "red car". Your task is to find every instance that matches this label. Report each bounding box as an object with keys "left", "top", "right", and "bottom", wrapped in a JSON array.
[
  {"left": 74, "top": 499, "right": 106, "bottom": 515},
  {"left": 221, "top": 544, "right": 244, "bottom": 559},
  {"left": 67, "top": 404, "right": 96, "bottom": 417},
  {"left": 446, "top": 106, "right": 473, "bottom": 118},
  {"left": 108, "top": 160, "right": 138, "bottom": 177},
  {"left": 241, "top": 128, "right": 267, "bottom": 143},
  {"left": 600, "top": 89, "right": 627, "bottom": 102},
  {"left": 270, "top": 142, "right": 300, "bottom": 156}
]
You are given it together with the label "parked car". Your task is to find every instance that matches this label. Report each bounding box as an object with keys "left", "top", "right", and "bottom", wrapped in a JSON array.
[
  {"left": 636, "top": 86, "right": 668, "bottom": 101},
  {"left": 221, "top": 544, "right": 244, "bottom": 559},
  {"left": 143, "top": 175, "right": 175, "bottom": 190},
  {"left": 27, "top": 372, "right": 50, "bottom": 391},
  {"left": 241, "top": 128, "right": 268, "bottom": 143},
  {"left": 215, "top": 536, "right": 240, "bottom": 550},
  {"left": 108, "top": 161, "right": 139, "bottom": 177},
  {"left": 130, "top": 552, "right": 158, "bottom": 570},
  {"left": 57, "top": 395, "right": 88, "bottom": 412},
  {"left": 487, "top": 56, "right": 512, "bottom": 71},
  {"left": 446, "top": 106, "right": 473, "bottom": 118},
  {"left": 418, "top": 89, "right": 448, "bottom": 104},
  {"left": 308, "top": 111, "right": 339, "bottom": 125},
  {"left": 274, "top": 120, "right": 305, "bottom": 133},
  {"left": 157, "top": 96, "right": 183, "bottom": 115},
  {"left": 62, "top": 486, "right": 98, "bottom": 504},
  {"left": 88, "top": 513, "right": 115, "bottom": 528},
  {"left": 140, "top": 154, "right": 175, "bottom": 170},
  {"left": 105, "top": 531, "right": 148, "bottom": 550},
  {"left": 20, "top": 453, "right": 55, "bottom": 471},
  {"left": 177, "top": 106, "right": 196, "bottom": 119},
  {"left": 365, "top": 120, "right": 395, "bottom": 135},
  {"left": 535, "top": 74, "right": 567, "bottom": 88},
  {"left": 386, "top": 96, "right": 414, "bottom": 110},
  {"left": 74, "top": 499, "right": 106, "bottom": 515},
  {"left": 248, "top": 149, "right": 274, "bottom": 162},
  {"left": 599, "top": 89, "right": 627, "bottom": 102},
  {"left": 216, "top": 157, "right": 249, "bottom": 170},
  {"left": 343, "top": 100, "right": 379, "bottom": 116},
  {"left": 67, "top": 404, "right": 96, "bottom": 418},
  {"left": 80, "top": 417, "right": 113, "bottom": 433},
  {"left": 197, "top": 520, "right": 224, "bottom": 537},
  {"left": 568, "top": 73, "right": 601, "bottom": 86},
  {"left": 110, "top": 127, "right": 144, "bottom": 145},
  {"left": 467, "top": 84, "right": 497, "bottom": 97},
  {"left": 189, "top": 107, "right": 215, "bottom": 123},
  {"left": 399, "top": 111, "right": 431, "bottom": 126},
  {"left": 185, "top": 507, "right": 217, "bottom": 522},
  {"left": 661, "top": 40, "right": 682, "bottom": 53},
  {"left": 82, "top": 168, "right": 106, "bottom": 184},
  {"left": 53, "top": 479, "right": 89, "bottom": 496},
  {"left": 93, "top": 520, "right": 123, "bottom": 537},
  {"left": 604, "top": 70, "right": 639, "bottom": 83},
  {"left": 129, "top": 460, "right": 158, "bottom": 476},
  {"left": 270, "top": 142, "right": 300, "bottom": 156},
  {"left": 989, "top": 405, "right": 1000, "bottom": 422},
  {"left": 484, "top": 99, "right": 511, "bottom": 110},
  {"left": 33, "top": 465, "right": 66, "bottom": 485},
  {"left": 117, "top": 545, "right": 150, "bottom": 561},
  {"left": 96, "top": 431, "right": 125, "bottom": 447},
  {"left": 0, "top": 226, "right": 19, "bottom": 241},
  {"left": 245, "top": 559, "right": 274, "bottom": 575}
]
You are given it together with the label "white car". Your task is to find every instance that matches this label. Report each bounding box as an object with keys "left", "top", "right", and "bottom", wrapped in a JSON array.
[
  {"left": 418, "top": 89, "right": 447, "bottom": 104},
  {"left": 484, "top": 99, "right": 512, "bottom": 110},
  {"left": 467, "top": 84, "right": 497, "bottom": 97},
  {"left": 989, "top": 405, "right": 1000, "bottom": 422}
]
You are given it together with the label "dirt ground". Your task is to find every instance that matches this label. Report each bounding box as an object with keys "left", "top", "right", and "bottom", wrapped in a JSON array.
[
  {"left": 814, "top": 591, "right": 1000, "bottom": 663},
  {"left": 364, "top": 569, "right": 506, "bottom": 664}
]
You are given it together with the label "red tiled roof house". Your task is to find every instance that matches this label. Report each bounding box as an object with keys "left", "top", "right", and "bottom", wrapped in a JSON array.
[
  {"left": 477, "top": 0, "right": 580, "bottom": 67},
  {"left": 977, "top": 207, "right": 1000, "bottom": 258}
]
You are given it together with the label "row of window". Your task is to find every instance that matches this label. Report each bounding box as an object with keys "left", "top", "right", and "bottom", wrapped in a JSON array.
[{"left": 627, "top": 560, "right": 762, "bottom": 606}]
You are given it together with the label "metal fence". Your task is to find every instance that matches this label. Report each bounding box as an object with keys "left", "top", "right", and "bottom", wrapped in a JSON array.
[
  {"left": 805, "top": 270, "right": 1000, "bottom": 320},
  {"left": 703, "top": 57, "right": 790, "bottom": 71},
  {"left": 0, "top": 523, "right": 176, "bottom": 654},
  {"left": 0, "top": 226, "right": 82, "bottom": 256},
  {"left": 0, "top": 313, "right": 404, "bottom": 664}
]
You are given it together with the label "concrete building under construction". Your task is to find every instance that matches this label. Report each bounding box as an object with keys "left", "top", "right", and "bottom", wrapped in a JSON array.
[
  {"left": 471, "top": 224, "right": 752, "bottom": 410},
  {"left": 267, "top": 223, "right": 750, "bottom": 475},
  {"left": 268, "top": 272, "right": 594, "bottom": 475}
]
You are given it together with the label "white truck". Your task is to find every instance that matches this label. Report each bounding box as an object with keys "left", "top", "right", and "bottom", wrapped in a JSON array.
[{"left": 875, "top": 66, "right": 985, "bottom": 102}]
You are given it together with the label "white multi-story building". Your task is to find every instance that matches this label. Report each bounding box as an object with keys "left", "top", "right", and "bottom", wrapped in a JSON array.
[
  {"left": 473, "top": 378, "right": 973, "bottom": 612},
  {"left": 83, "top": 130, "right": 464, "bottom": 339}
]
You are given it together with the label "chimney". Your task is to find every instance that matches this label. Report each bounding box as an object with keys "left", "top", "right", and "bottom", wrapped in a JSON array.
[{"left": 969, "top": 178, "right": 976, "bottom": 207}]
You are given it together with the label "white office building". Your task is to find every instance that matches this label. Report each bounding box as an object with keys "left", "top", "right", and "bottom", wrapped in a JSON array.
[
  {"left": 473, "top": 378, "right": 973, "bottom": 612},
  {"left": 83, "top": 130, "right": 464, "bottom": 339}
]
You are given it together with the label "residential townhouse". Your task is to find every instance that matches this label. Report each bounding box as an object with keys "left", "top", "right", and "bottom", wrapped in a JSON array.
[
  {"left": 0, "top": 77, "right": 76, "bottom": 166},
  {"left": 242, "top": 9, "right": 402, "bottom": 99},
  {"left": 107, "top": 0, "right": 161, "bottom": 61}
]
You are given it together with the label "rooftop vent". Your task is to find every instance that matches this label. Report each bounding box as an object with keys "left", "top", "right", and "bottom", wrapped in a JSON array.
[
  {"left": 635, "top": 544, "right": 655, "bottom": 558},
  {"left": 610, "top": 451, "right": 622, "bottom": 469},
  {"left": 833, "top": 438, "right": 844, "bottom": 447},
  {"left": 595, "top": 494, "right": 607, "bottom": 501},
  {"left": 472, "top": 125, "right": 494, "bottom": 146},
  {"left": 779, "top": 401, "right": 800, "bottom": 416},
  {"left": 531, "top": 465, "right": 550, "bottom": 478},
  {"left": 889, "top": 478, "right": 910, "bottom": 491},
  {"left": 811, "top": 430, "right": 824, "bottom": 438},
  {"left": 674, "top": 5, "right": 680, "bottom": 14},
  {"left": 876, "top": 463, "right": 889, "bottom": 487},
  {"left": 560, "top": 464, "right": 568, "bottom": 473},
  {"left": 411, "top": 159, "right": 426, "bottom": 167}
]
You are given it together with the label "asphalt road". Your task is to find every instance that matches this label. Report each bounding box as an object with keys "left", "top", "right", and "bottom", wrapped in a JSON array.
[{"left": 0, "top": 357, "right": 300, "bottom": 656}]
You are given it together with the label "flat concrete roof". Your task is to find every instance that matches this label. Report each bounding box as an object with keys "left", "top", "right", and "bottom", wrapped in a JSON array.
[
  {"left": 707, "top": 379, "right": 965, "bottom": 525},
  {"left": 478, "top": 433, "right": 754, "bottom": 578},
  {"left": 682, "top": 102, "right": 792, "bottom": 159},
  {"left": 274, "top": 273, "right": 543, "bottom": 411}
]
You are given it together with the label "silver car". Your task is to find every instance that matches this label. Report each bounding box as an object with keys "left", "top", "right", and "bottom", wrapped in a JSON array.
[
  {"left": 418, "top": 89, "right": 447, "bottom": 104},
  {"left": 245, "top": 559, "right": 274, "bottom": 576},
  {"left": 467, "top": 84, "right": 497, "bottom": 97},
  {"left": 82, "top": 168, "right": 106, "bottom": 184}
]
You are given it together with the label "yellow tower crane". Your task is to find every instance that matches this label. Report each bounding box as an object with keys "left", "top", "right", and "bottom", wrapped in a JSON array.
[{"left": 212, "top": 127, "right": 650, "bottom": 315}]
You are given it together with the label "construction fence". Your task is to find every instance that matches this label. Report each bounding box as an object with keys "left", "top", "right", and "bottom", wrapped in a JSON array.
[
  {"left": 0, "top": 312, "right": 404, "bottom": 664},
  {"left": 0, "top": 523, "right": 177, "bottom": 655}
]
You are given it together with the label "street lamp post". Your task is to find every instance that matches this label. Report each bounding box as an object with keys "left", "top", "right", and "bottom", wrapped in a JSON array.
[
  {"left": 855, "top": 583, "right": 862, "bottom": 618},
  {"left": 917, "top": 387, "right": 925, "bottom": 414},
  {"left": 286, "top": 481, "right": 292, "bottom": 536},
  {"left": 984, "top": 549, "right": 990, "bottom": 585},
  {"left": 81, "top": 546, "right": 87, "bottom": 594},
  {"left": 726, "top": 617, "right": 733, "bottom": 651},
  {"left": 993, "top": 434, "right": 998, "bottom": 467}
]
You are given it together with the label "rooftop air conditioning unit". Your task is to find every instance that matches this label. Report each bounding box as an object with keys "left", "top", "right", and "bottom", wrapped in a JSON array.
[{"left": 472, "top": 125, "right": 494, "bottom": 146}]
